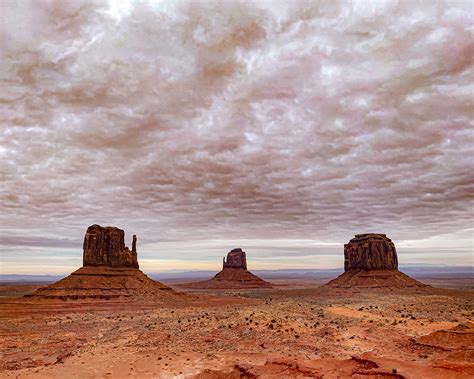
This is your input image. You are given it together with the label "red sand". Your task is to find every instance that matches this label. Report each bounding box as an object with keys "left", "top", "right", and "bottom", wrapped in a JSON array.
[{"left": 1, "top": 281, "right": 473, "bottom": 378}]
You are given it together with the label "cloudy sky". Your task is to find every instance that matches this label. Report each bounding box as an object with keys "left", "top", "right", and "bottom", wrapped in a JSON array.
[{"left": 1, "top": 0, "right": 473, "bottom": 275}]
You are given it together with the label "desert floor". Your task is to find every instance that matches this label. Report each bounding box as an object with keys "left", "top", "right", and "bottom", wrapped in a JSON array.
[{"left": 0, "top": 281, "right": 473, "bottom": 378}]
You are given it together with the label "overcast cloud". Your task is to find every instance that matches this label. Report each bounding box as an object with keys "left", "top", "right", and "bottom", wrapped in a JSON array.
[{"left": 1, "top": 0, "right": 473, "bottom": 274}]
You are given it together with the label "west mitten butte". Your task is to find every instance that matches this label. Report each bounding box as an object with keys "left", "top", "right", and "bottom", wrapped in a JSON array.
[{"left": 26, "top": 225, "right": 173, "bottom": 300}]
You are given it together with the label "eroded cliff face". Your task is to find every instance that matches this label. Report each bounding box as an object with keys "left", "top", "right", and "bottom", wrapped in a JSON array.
[
  {"left": 344, "top": 233, "right": 398, "bottom": 271},
  {"left": 223, "top": 248, "right": 247, "bottom": 270},
  {"left": 83, "top": 224, "right": 139, "bottom": 269},
  {"left": 327, "top": 233, "right": 426, "bottom": 288},
  {"left": 183, "top": 247, "right": 272, "bottom": 289},
  {"left": 26, "top": 225, "right": 174, "bottom": 300}
]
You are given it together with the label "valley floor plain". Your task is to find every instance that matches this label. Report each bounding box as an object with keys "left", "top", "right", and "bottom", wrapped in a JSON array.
[{"left": 1, "top": 274, "right": 473, "bottom": 378}]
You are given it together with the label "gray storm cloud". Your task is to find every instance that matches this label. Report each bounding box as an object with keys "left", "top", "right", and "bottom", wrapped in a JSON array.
[{"left": 0, "top": 0, "right": 473, "bottom": 272}]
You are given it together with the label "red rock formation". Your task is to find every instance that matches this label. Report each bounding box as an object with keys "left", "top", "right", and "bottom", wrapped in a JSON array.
[
  {"left": 27, "top": 225, "right": 173, "bottom": 300},
  {"left": 416, "top": 323, "right": 474, "bottom": 350},
  {"left": 182, "top": 248, "right": 273, "bottom": 289},
  {"left": 327, "top": 233, "right": 426, "bottom": 289},
  {"left": 27, "top": 266, "right": 172, "bottom": 300},
  {"left": 326, "top": 269, "right": 426, "bottom": 289},
  {"left": 83, "top": 224, "right": 138, "bottom": 269},
  {"left": 344, "top": 234, "right": 398, "bottom": 271},
  {"left": 223, "top": 248, "right": 247, "bottom": 269}
]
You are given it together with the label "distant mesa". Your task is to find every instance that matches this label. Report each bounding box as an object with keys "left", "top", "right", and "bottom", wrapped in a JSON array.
[
  {"left": 326, "top": 233, "right": 427, "bottom": 289},
  {"left": 182, "top": 248, "right": 273, "bottom": 289},
  {"left": 27, "top": 224, "right": 173, "bottom": 300}
]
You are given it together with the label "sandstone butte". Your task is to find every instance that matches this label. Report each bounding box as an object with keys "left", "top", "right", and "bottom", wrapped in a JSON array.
[
  {"left": 182, "top": 248, "right": 273, "bottom": 289},
  {"left": 26, "top": 224, "right": 173, "bottom": 300},
  {"left": 326, "top": 233, "right": 427, "bottom": 288}
]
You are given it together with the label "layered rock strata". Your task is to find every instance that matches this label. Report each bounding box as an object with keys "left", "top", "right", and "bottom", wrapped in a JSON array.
[
  {"left": 26, "top": 225, "right": 172, "bottom": 300},
  {"left": 223, "top": 248, "right": 247, "bottom": 269},
  {"left": 83, "top": 224, "right": 138, "bottom": 269},
  {"left": 344, "top": 234, "right": 398, "bottom": 271},
  {"left": 182, "top": 248, "right": 273, "bottom": 289},
  {"left": 327, "top": 233, "right": 426, "bottom": 289}
]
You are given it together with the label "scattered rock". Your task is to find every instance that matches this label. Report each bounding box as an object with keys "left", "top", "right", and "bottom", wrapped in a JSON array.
[{"left": 416, "top": 323, "right": 474, "bottom": 350}]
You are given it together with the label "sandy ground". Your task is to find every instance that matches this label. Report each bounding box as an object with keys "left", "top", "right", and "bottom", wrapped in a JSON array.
[{"left": 1, "top": 281, "right": 473, "bottom": 378}]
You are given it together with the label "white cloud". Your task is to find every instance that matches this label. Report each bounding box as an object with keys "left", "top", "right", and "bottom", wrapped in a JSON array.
[{"left": 0, "top": 0, "right": 473, "bottom": 272}]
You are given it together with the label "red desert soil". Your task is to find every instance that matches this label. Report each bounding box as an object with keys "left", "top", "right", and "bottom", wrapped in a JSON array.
[{"left": 1, "top": 283, "right": 473, "bottom": 378}]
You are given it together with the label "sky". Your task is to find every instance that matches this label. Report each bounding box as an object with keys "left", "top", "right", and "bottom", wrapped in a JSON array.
[{"left": 1, "top": 0, "right": 473, "bottom": 275}]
